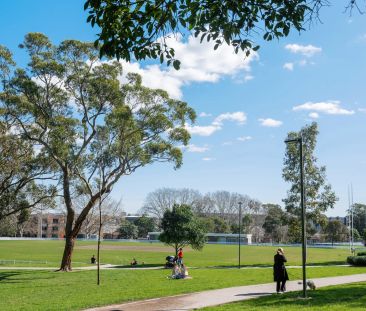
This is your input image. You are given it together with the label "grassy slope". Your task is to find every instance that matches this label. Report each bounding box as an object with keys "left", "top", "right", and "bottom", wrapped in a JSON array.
[
  {"left": 1, "top": 266, "right": 366, "bottom": 310},
  {"left": 0, "top": 240, "right": 359, "bottom": 267},
  {"left": 203, "top": 282, "right": 366, "bottom": 311}
]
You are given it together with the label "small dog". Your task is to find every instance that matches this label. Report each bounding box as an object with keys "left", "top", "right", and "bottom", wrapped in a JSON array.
[{"left": 298, "top": 280, "right": 316, "bottom": 290}]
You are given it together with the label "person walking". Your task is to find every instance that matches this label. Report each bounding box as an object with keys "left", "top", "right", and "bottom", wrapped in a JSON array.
[{"left": 273, "top": 247, "right": 289, "bottom": 293}]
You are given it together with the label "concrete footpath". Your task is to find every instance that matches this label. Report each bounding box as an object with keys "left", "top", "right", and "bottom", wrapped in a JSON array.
[{"left": 84, "top": 273, "right": 366, "bottom": 311}]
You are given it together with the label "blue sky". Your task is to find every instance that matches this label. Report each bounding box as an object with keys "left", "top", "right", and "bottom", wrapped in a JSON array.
[{"left": 1, "top": 1, "right": 365, "bottom": 216}]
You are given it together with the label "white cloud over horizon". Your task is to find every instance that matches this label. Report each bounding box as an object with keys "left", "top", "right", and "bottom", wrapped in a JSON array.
[
  {"left": 293, "top": 100, "right": 355, "bottom": 115},
  {"left": 186, "top": 111, "right": 247, "bottom": 136},
  {"left": 118, "top": 34, "right": 259, "bottom": 99},
  {"left": 283, "top": 62, "right": 294, "bottom": 71},
  {"left": 258, "top": 118, "right": 283, "bottom": 127},
  {"left": 237, "top": 136, "right": 252, "bottom": 141},
  {"left": 199, "top": 112, "right": 212, "bottom": 117},
  {"left": 309, "top": 112, "right": 320, "bottom": 119},
  {"left": 183, "top": 144, "right": 209, "bottom": 153},
  {"left": 285, "top": 44, "right": 322, "bottom": 57},
  {"left": 202, "top": 157, "right": 215, "bottom": 161}
]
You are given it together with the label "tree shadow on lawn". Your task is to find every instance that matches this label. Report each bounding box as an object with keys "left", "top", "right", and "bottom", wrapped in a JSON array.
[
  {"left": 0, "top": 270, "right": 54, "bottom": 283},
  {"left": 110, "top": 263, "right": 164, "bottom": 269},
  {"left": 207, "top": 261, "right": 347, "bottom": 269},
  {"left": 241, "top": 283, "right": 366, "bottom": 309}
]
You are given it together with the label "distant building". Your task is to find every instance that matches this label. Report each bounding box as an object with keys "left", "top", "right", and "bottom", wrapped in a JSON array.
[{"left": 22, "top": 213, "right": 66, "bottom": 238}]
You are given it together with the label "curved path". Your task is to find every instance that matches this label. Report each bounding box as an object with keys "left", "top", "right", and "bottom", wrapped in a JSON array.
[{"left": 83, "top": 273, "right": 366, "bottom": 311}]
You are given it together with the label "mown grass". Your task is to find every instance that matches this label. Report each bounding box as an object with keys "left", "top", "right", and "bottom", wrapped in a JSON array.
[
  {"left": 203, "top": 282, "right": 366, "bottom": 311},
  {"left": 0, "top": 240, "right": 360, "bottom": 268},
  {"left": 1, "top": 266, "right": 366, "bottom": 310}
]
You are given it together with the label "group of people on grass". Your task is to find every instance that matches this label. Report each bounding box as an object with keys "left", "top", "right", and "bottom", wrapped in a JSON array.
[{"left": 169, "top": 248, "right": 189, "bottom": 279}]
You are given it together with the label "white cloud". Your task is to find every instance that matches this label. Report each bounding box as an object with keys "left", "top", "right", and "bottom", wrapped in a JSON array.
[
  {"left": 199, "top": 112, "right": 212, "bottom": 117},
  {"left": 118, "top": 34, "right": 259, "bottom": 99},
  {"left": 186, "top": 111, "right": 247, "bottom": 136},
  {"left": 358, "top": 108, "right": 366, "bottom": 113},
  {"left": 309, "top": 112, "right": 319, "bottom": 119},
  {"left": 185, "top": 144, "right": 209, "bottom": 153},
  {"left": 258, "top": 118, "right": 283, "bottom": 127},
  {"left": 185, "top": 124, "right": 220, "bottom": 136},
  {"left": 237, "top": 136, "right": 252, "bottom": 141},
  {"left": 213, "top": 112, "right": 247, "bottom": 126},
  {"left": 293, "top": 100, "right": 355, "bottom": 115},
  {"left": 202, "top": 157, "right": 215, "bottom": 161},
  {"left": 285, "top": 44, "right": 322, "bottom": 57},
  {"left": 283, "top": 62, "right": 294, "bottom": 71},
  {"left": 222, "top": 141, "right": 233, "bottom": 146}
]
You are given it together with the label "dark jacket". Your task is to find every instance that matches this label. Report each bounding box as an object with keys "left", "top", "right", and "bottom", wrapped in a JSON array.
[{"left": 273, "top": 253, "right": 289, "bottom": 282}]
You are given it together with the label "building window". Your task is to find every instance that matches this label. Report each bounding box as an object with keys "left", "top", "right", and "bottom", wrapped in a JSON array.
[
  {"left": 51, "top": 234, "right": 58, "bottom": 238},
  {"left": 53, "top": 219, "right": 59, "bottom": 224},
  {"left": 52, "top": 226, "right": 58, "bottom": 231}
]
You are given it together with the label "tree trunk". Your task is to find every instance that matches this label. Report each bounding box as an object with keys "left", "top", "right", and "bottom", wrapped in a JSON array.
[{"left": 59, "top": 236, "right": 75, "bottom": 271}]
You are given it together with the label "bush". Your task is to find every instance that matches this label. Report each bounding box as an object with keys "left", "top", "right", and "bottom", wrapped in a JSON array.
[
  {"left": 357, "top": 251, "right": 366, "bottom": 256},
  {"left": 347, "top": 256, "right": 366, "bottom": 266}
]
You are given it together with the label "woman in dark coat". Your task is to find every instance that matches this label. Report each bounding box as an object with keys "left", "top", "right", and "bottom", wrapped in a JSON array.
[{"left": 273, "top": 247, "right": 289, "bottom": 293}]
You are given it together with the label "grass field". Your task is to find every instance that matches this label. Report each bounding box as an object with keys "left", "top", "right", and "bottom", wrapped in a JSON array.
[
  {"left": 0, "top": 240, "right": 360, "bottom": 268},
  {"left": 203, "top": 282, "right": 366, "bottom": 311},
  {"left": 0, "top": 240, "right": 364, "bottom": 310},
  {"left": 1, "top": 266, "right": 366, "bottom": 310}
]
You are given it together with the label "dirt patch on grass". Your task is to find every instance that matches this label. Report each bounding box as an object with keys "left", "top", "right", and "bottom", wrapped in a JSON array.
[{"left": 76, "top": 244, "right": 189, "bottom": 252}]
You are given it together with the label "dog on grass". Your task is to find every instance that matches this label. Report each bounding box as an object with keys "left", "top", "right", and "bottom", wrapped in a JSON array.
[{"left": 298, "top": 280, "right": 316, "bottom": 290}]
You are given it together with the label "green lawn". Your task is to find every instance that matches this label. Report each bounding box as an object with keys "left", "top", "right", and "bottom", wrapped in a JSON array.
[
  {"left": 1, "top": 266, "right": 366, "bottom": 310},
  {"left": 203, "top": 282, "right": 366, "bottom": 311},
  {"left": 0, "top": 240, "right": 360, "bottom": 268}
]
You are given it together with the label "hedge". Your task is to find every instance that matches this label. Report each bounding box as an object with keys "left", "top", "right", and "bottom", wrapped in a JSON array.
[
  {"left": 357, "top": 251, "right": 366, "bottom": 256},
  {"left": 347, "top": 255, "right": 366, "bottom": 266}
]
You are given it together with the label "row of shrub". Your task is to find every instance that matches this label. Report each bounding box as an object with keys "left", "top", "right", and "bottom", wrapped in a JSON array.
[
  {"left": 357, "top": 251, "right": 366, "bottom": 256},
  {"left": 347, "top": 254, "right": 366, "bottom": 266}
]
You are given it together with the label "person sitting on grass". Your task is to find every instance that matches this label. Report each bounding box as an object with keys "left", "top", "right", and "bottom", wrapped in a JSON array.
[
  {"left": 171, "top": 263, "right": 182, "bottom": 279},
  {"left": 180, "top": 264, "right": 189, "bottom": 278},
  {"left": 90, "top": 255, "right": 96, "bottom": 264},
  {"left": 130, "top": 258, "right": 138, "bottom": 266}
]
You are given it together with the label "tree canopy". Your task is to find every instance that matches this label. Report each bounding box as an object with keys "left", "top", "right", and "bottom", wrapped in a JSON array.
[
  {"left": 283, "top": 122, "right": 338, "bottom": 223},
  {"left": 159, "top": 204, "right": 206, "bottom": 255},
  {"left": 0, "top": 33, "right": 195, "bottom": 270},
  {"left": 84, "top": 0, "right": 354, "bottom": 68}
]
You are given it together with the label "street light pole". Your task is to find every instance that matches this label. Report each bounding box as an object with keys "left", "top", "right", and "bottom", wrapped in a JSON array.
[
  {"left": 238, "top": 201, "right": 242, "bottom": 269},
  {"left": 285, "top": 136, "right": 307, "bottom": 298}
]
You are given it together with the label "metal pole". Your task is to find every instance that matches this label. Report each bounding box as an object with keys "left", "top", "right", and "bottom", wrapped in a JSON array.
[
  {"left": 351, "top": 183, "right": 354, "bottom": 254},
  {"left": 285, "top": 136, "right": 307, "bottom": 298},
  {"left": 238, "top": 202, "right": 242, "bottom": 269},
  {"left": 299, "top": 136, "right": 307, "bottom": 298},
  {"left": 348, "top": 185, "right": 351, "bottom": 253}
]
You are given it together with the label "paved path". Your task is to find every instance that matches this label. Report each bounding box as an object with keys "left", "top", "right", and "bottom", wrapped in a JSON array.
[{"left": 84, "top": 273, "right": 366, "bottom": 311}]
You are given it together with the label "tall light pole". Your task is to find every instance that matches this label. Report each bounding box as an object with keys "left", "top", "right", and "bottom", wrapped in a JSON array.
[
  {"left": 238, "top": 201, "right": 242, "bottom": 269},
  {"left": 285, "top": 136, "right": 307, "bottom": 298}
]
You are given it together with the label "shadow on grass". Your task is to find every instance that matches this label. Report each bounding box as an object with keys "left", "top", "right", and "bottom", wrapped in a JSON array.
[
  {"left": 0, "top": 270, "right": 54, "bottom": 283},
  {"left": 110, "top": 263, "right": 163, "bottom": 269},
  {"left": 0, "top": 271, "right": 22, "bottom": 282},
  {"left": 235, "top": 292, "right": 273, "bottom": 297},
  {"left": 205, "top": 261, "right": 347, "bottom": 269},
  {"left": 237, "top": 283, "right": 366, "bottom": 309}
]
